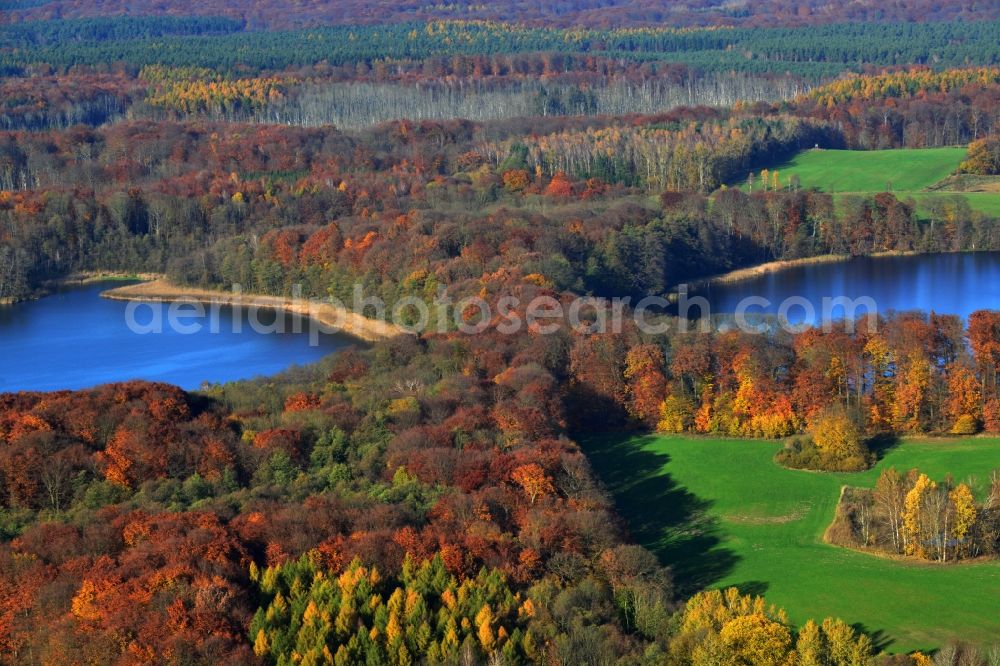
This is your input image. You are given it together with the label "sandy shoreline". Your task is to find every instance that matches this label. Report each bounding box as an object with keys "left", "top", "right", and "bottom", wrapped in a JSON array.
[
  {"left": 683, "top": 250, "right": 922, "bottom": 291},
  {"left": 101, "top": 278, "right": 409, "bottom": 343}
]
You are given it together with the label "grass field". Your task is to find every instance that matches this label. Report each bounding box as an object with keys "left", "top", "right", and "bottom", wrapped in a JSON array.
[
  {"left": 909, "top": 191, "right": 1000, "bottom": 218},
  {"left": 743, "top": 147, "right": 1000, "bottom": 217},
  {"left": 579, "top": 434, "right": 1000, "bottom": 653},
  {"left": 758, "top": 148, "right": 966, "bottom": 192}
]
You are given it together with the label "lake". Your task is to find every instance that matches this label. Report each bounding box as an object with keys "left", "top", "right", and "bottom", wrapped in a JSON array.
[
  {"left": 5, "top": 254, "right": 1000, "bottom": 393},
  {"left": 693, "top": 251, "right": 1000, "bottom": 326},
  {"left": 0, "top": 282, "right": 359, "bottom": 393}
]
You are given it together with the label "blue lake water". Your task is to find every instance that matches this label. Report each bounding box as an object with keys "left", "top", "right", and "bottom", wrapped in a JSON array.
[
  {"left": 695, "top": 251, "right": 1000, "bottom": 325},
  {"left": 0, "top": 282, "right": 358, "bottom": 393},
  {"left": 4, "top": 253, "right": 1000, "bottom": 393}
]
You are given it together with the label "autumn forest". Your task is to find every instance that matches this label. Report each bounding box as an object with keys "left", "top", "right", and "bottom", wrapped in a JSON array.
[{"left": 1, "top": 1, "right": 999, "bottom": 665}]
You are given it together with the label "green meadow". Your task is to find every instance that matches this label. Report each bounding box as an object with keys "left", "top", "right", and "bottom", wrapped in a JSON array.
[
  {"left": 744, "top": 147, "right": 1000, "bottom": 217},
  {"left": 579, "top": 434, "right": 1000, "bottom": 653},
  {"left": 755, "top": 147, "right": 965, "bottom": 192},
  {"left": 911, "top": 191, "right": 1000, "bottom": 218}
]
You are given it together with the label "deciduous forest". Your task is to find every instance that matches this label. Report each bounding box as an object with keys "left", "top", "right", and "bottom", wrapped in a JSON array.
[{"left": 1, "top": 2, "right": 999, "bottom": 664}]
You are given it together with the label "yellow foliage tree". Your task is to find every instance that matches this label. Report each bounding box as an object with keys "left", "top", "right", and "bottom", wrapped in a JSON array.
[
  {"left": 253, "top": 628, "right": 270, "bottom": 657},
  {"left": 892, "top": 354, "right": 933, "bottom": 432},
  {"left": 476, "top": 604, "right": 495, "bottom": 654},
  {"left": 811, "top": 407, "right": 866, "bottom": 468},
  {"left": 795, "top": 620, "right": 824, "bottom": 666},
  {"left": 670, "top": 587, "right": 872, "bottom": 666},
  {"left": 903, "top": 473, "right": 935, "bottom": 558},
  {"left": 717, "top": 613, "right": 792, "bottom": 666},
  {"left": 950, "top": 483, "right": 977, "bottom": 555},
  {"left": 657, "top": 394, "right": 694, "bottom": 433}
]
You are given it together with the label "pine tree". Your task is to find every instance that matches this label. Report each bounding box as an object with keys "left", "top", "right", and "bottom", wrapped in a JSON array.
[
  {"left": 254, "top": 628, "right": 271, "bottom": 657},
  {"left": 476, "top": 603, "right": 496, "bottom": 654}
]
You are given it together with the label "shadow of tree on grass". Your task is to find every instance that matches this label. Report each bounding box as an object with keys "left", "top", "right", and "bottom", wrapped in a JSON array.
[
  {"left": 851, "top": 624, "right": 894, "bottom": 654},
  {"left": 578, "top": 432, "right": 739, "bottom": 597},
  {"left": 866, "top": 431, "right": 902, "bottom": 462},
  {"left": 728, "top": 580, "right": 770, "bottom": 598}
]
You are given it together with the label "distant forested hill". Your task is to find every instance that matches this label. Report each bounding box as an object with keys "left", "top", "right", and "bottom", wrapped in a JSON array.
[
  {"left": 1, "top": 0, "right": 998, "bottom": 30},
  {"left": 2, "top": 17, "right": 999, "bottom": 77}
]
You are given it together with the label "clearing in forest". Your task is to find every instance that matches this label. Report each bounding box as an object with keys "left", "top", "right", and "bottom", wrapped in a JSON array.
[
  {"left": 751, "top": 147, "right": 966, "bottom": 193},
  {"left": 744, "top": 147, "right": 1000, "bottom": 217}
]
